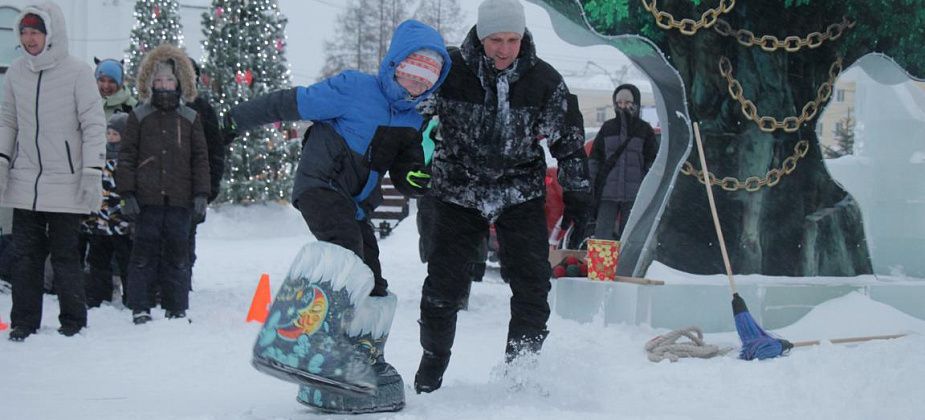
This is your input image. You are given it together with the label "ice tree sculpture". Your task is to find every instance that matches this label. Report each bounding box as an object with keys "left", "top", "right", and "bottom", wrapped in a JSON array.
[{"left": 530, "top": 0, "right": 925, "bottom": 277}]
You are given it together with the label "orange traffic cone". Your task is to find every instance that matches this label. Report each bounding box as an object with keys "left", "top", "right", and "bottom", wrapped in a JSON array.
[
  {"left": 0, "top": 314, "right": 8, "bottom": 331},
  {"left": 246, "top": 273, "right": 271, "bottom": 323}
]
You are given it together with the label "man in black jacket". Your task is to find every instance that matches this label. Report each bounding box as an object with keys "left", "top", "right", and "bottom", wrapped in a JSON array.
[
  {"left": 185, "top": 58, "right": 226, "bottom": 289},
  {"left": 414, "top": 0, "right": 591, "bottom": 393}
]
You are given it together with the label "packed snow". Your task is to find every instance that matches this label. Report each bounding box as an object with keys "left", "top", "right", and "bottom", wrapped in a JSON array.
[{"left": 2, "top": 202, "right": 924, "bottom": 420}]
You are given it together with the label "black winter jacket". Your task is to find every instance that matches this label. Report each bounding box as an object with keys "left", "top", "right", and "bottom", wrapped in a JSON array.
[
  {"left": 428, "top": 27, "right": 590, "bottom": 220},
  {"left": 187, "top": 95, "right": 225, "bottom": 203}
]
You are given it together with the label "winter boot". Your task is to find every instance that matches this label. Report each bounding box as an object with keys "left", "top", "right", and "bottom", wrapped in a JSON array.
[
  {"left": 414, "top": 350, "right": 451, "bottom": 393},
  {"left": 252, "top": 241, "right": 377, "bottom": 396},
  {"left": 133, "top": 310, "right": 152, "bottom": 325},
  {"left": 297, "top": 292, "right": 405, "bottom": 413},
  {"left": 58, "top": 325, "right": 82, "bottom": 337},
  {"left": 8, "top": 326, "right": 36, "bottom": 342}
]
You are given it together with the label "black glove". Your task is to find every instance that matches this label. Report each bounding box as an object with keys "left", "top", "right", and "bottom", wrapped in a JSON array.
[
  {"left": 222, "top": 112, "right": 239, "bottom": 142},
  {"left": 193, "top": 195, "right": 208, "bottom": 224},
  {"left": 121, "top": 194, "right": 140, "bottom": 221},
  {"left": 561, "top": 190, "right": 591, "bottom": 231}
]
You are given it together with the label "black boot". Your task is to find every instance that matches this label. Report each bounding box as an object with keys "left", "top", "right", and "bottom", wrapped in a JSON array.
[
  {"left": 133, "top": 310, "right": 152, "bottom": 325},
  {"left": 8, "top": 326, "right": 36, "bottom": 342},
  {"left": 505, "top": 329, "right": 549, "bottom": 363},
  {"left": 58, "top": 325, "right": 82, "bottom": 337},
  {"left": 414, "top": 350, "right": 450, "bottom": 394}
]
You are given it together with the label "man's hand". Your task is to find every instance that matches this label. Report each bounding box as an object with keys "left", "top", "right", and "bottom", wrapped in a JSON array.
[
  {"left": 121, "top": 194, "right": 140, "bottom": 221},
  {"left": 561, "top": 190, "right": 591, "bottom": 230},
  {"left": 222, "top": 112, "right": 239, "bottom": 142},
  {"left": 193, "top": 195, "right": 208, "bottom": 224}
]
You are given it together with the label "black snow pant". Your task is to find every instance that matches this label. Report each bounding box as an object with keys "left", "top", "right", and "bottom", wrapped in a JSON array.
[
  {"left": 297, "top": 188, "right": 387, "bottom": 296},
  {"left": 10, "top": 209, "right": 87, "bottom": 330},
  {"left": 85, "top": 234, "right": 132, "bottom": 307},
  {"left": 126, "top": 206, "right": 191, "bottom": 313},
  {"left": 187, "top": 219, "right": 200, "bottom": 291},
  {"left": 420, "top": 197, "right": 552, "bottom": 363}
]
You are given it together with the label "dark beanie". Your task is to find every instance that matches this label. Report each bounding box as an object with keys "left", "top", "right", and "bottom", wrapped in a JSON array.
[
  {"left": 107, "top": 113, "right": 129, "bottom": 137},
  {"left": 20, "top": 13, "right": 46, "bottom": 34}
]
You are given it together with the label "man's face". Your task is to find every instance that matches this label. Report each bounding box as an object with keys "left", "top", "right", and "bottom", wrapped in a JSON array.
[
  {"left": 482, "top": 32, "right": 522, "bottom": 70},
  {"left": 97, "top": 76, "right": 119, "bottom": 97},
  {"left": 615, "top": 99, "right": 634, "bottom": 111},
  {"left": 20, "top": 28, "right": 46, "bottom": 56}
]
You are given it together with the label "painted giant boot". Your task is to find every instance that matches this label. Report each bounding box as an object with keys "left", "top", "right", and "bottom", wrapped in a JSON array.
[
  {"left": 252, "top": 241, "right": 378, "bottom": 396},
  {"left": 297, "top": 292, "right": 405, "bottom": 414}
]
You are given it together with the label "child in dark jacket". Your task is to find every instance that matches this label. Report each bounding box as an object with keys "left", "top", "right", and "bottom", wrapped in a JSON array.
[
  {"left": 82, "top": 112, "right": 133, "bottom": 307},
  {"left": 116, "top": 44, "right": 210, "bottom": 325}
]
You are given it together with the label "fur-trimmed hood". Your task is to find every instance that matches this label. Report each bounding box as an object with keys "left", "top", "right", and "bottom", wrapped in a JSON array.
[{"left": 135, "top": 44, "right": 197, "bottom": 102}]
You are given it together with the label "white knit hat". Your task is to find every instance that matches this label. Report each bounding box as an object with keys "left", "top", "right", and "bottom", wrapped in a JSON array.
[
  {"left": 477, "top": 0, "right": 526, "bottom": 40},
  {"left": 395, "top": 49, "right": 444, "bottom": 89}
]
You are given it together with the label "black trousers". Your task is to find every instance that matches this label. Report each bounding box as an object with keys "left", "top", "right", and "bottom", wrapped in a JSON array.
[
  {"left": 85, "top": 234, "right": 132, "bottom": 306},
  {"left": 420, "top": 197, "right": 552, "bottom": 360},
  {"left": 126, "top": 206, "right": 191, "bottom": 312},
  {"left": 187, "top": 220, "right": 199, "bottom": 291},
  {"left": 298, "top": 188, "right": 386, "bottom": 296},
  {"left": 10, "top": 209, "right": 86, "bottom": 330}
]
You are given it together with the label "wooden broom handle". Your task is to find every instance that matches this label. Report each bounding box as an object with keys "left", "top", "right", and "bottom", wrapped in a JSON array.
[
  {"left": 692, "top": 122, "right": 737, "bottom": 294},
  {"left": 791, "top": 334, "right": 906, "bottom": 348}
]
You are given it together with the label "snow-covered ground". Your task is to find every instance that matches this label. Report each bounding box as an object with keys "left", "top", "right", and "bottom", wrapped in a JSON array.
[{"left": 2, "top": 203, "right": 924, "bottom": 420}]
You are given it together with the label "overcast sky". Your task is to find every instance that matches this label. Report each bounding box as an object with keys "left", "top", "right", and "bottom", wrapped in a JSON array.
[{"left": 276, "top": 0, "right": 634, "bottom": 86}]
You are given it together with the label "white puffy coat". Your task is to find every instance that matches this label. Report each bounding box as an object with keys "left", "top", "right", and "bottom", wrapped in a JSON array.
[{"left": 0, "top": 2, "right": 106, "bottom": 214}]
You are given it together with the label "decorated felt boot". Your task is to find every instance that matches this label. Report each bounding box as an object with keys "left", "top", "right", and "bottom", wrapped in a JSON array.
[
  {"left": 251, "top": 241, "right": 378, "bottom": 396},
  {"left": 297, "top": 292, "right": 405, "bottom": 413}
]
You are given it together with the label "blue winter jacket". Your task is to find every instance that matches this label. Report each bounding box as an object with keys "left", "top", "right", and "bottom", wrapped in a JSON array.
[{"left": 229, "top": 20, "right": 450, "bottom": 218}]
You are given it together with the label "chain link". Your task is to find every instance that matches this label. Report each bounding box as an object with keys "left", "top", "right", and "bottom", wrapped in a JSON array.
[
  {"left": 641, "top": 0, "right": 735, "bottom": 36},
  {"left": 718, "top": 56, "right": 842, "bottom": 133},
  {"left": 680, "top": 140, "right": 809, "bottom": 192},
  {"left": 713, "top": 16, "right": 854, "bottom": 52}
]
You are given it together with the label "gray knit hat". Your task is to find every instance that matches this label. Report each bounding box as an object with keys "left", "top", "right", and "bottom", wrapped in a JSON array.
[
  {"left": 107, "top": 113, "right": 128, "bottom": 137},
  {"left": 477, "top": 0, "right": 526, "bottom": 40}
]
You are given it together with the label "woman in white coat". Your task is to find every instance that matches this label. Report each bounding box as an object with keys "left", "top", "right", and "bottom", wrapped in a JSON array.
[{"left": 0, "top": 2, "right": 106, "bottom": 342}]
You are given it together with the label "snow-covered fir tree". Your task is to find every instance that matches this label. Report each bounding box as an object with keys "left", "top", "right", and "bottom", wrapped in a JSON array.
[
  {"left": 320, "top": 0, "right": 410, "bottom": 79},
  {"left": 200, "top": 0, "right": 300, "bottom": 204},
  {"left": 413, "top": 0, "right": 467, "bottom": 46},
  {"left": 125, "top": 0, "right": 183, "bottom": 89}
]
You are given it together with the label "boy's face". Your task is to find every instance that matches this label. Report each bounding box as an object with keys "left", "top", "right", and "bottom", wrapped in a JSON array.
[
  {"left": 20, "top": 28, "right": 46, "bottom": 56},
  {"left": 98, "top": 76, "right": 119, "bottom": 97},
  {"left": 106, "top": 128, "right": 121, "bottom": 143},
  {"left": 153, "top": 74, "right": 178, "bottom": 91},
  {"left": 396, "top": 75, "right": 429, "bottom": 98}
]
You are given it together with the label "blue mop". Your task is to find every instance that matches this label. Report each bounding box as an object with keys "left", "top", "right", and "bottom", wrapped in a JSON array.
[{"left": 692, "top": 122, "right": 793, "bottom": 360}]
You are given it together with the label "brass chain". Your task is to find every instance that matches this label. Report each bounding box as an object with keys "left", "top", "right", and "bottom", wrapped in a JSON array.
[
  {"left": 718, "top": 56, "right": 842, "bottom": 133},
  {"left": 641, "top": 0, "right": 735, "bottom": 36},
  {"left": 680, "top": 140, "right": 810, "bottom": 192},
  {"left": 713, "top": 16, "right": 855, "bottom": 52}
]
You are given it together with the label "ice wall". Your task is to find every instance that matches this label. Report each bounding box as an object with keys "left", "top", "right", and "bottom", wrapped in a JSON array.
[{"left": 825, "top": 56, "right": 925, "bottom": 278}]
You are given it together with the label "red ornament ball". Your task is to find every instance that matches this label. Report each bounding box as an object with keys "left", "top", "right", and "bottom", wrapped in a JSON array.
[
  {"left": 552, "top": 265, "right": 567, "bottom": 278},
  {"left": 565, "top": 256, "right": 581, "bottom": 266}
]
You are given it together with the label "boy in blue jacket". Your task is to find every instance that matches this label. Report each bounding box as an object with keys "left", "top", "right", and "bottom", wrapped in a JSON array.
[{"left": 227, "top": 20, "right": 449, "bottom": 413}]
